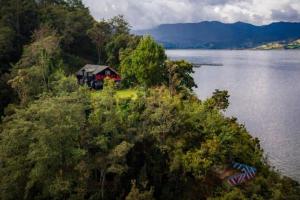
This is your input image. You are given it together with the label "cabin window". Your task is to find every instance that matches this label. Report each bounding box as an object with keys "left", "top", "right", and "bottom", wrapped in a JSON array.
[{"left": 105, "top": 70, "right": 111, "bottom": 75}]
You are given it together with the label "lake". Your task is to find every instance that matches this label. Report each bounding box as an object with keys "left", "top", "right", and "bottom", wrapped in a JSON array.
[{"left": 166, "top": 49, "right": 300, "bottom": 182}]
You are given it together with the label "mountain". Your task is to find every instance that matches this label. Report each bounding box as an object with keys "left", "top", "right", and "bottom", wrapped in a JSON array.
[{"left": 134, "top": 21, "right": 300, "bottom": 49}]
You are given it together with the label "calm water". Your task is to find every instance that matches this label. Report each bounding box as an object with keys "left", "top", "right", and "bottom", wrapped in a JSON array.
[{"left": 167, "top": 49, "right": 300, "bottom": 182}]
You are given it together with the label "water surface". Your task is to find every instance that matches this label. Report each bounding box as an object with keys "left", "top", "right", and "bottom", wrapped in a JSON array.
[{"left": 167, "top": 49, "right": 300, "bottom": 182}]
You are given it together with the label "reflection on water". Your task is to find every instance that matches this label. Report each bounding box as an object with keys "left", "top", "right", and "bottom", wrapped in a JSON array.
[{"left": 167, "top": 50, "right": 300, "bottom": 182}]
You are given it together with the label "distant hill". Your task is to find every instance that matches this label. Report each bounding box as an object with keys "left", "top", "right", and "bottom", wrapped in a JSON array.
[{"left": 134, "top": 21, "right": 300, "bottom": 49}]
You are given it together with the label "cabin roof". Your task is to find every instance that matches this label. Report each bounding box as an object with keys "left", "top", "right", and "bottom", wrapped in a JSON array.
[{"left": 76, "top": 64, "right": 119, "bottom": 76}]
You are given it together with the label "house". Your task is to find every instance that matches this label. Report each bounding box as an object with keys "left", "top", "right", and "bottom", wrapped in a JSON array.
[{"left": 76, "top": 64, "right": 121, "bottom": 89}]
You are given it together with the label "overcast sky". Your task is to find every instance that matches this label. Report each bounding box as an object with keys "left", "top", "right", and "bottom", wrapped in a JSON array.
[{"left": 82, "top": 0, "right": 300, "bottom": 29}]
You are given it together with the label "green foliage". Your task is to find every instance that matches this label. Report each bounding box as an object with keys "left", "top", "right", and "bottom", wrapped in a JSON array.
[
  {"left": 109, "top": 15, "right": 130, "bottom": 35},
  {"left": 1, "top": 84, "right": 300, "bottom": 199},
  {"left": 126, "top": 181, "right": 155, "bottom": 200},
  {"left": 87, "top": 16, "right": 134, "bottom": 66},
  {"left": 17, "top": 26, "right": 61, "bottom": 68},
  {"left": 0, "top": 1, "right": 138, "bottom": 117},
  {"left": 50, "top": 69, "right": 79, "bottom": 95},
  {"left": 165, "top": 60, "right": 197, "bottom": 95},
  {"left": 0, "top": 0, "right": 38, "bottom": 68},
  {"left": 0, "top": 1, "right": 38, "bottom": 113},
  {"left": 0, "top": 73, "right": 16, "bottom": 117},
  {"left": 121, "top": 36, "right": 167, "bottom": 87},
  {"left": 8, "top": 26, "right": 62, "bottom": 104},
  {"left": 38, "top": 1, "right": 95, "bottom": 62},
  {"left": 0, "top": 0, "right": 94, "bottom": 70},
  {"left": 0, "top": 25, "right": 16, "bottom": 68},
  {"left": 0, "top": 1, "right": 299, "bottom": 199},
  {"left": 0, "top": 89, "right": 88, "bottom": 199},
  {"left": 106, "top": 34, "right": 140, "bottom": 68},
  {"left": 210, "top": 188, "right": 247, "bottom": 200},
  {"left": 206, "top": 89, "right": 230, "bottom": 110},
  {"left": 181, "top": 136, "right": 222, "bottom": 179},
  {"left": 87, "top": 21, "right": 112, "bottom": 64}
]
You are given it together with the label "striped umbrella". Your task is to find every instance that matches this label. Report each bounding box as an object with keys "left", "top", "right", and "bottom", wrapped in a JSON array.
[{"left": 227, "top": 162, "right": 257, "bottom": 186}]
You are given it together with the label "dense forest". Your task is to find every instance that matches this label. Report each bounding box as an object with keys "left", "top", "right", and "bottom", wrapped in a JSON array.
[{"left": 0, "top": 0, "right": 300, "bottom": 199}]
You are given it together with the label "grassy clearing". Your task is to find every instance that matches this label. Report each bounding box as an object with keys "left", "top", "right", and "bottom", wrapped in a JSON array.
[
  {"left": 115, "top": 89, "right": 138, "bottom": 100},
  {"left": 92, "top": 89, "right": 138, "bottom": 100}
]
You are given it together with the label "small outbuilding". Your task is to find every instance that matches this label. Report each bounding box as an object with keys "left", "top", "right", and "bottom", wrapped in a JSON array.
[{"left": 76, "top": 64, "right": 121, "bottom": 89}]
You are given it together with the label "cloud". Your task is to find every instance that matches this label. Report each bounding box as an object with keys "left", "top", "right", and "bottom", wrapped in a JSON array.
[
  {"left": 82, "top": 0, "right": 300, "bottom": 29},
  {"left": 272, "top": 5, "right": 300, "bottom": 22}
]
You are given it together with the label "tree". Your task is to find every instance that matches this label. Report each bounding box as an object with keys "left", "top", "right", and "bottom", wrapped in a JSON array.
[
  {"left": 1, "top": 84, "right": 300, "bottom": 199},
  {"left": 165, "top": 60, "right": 197, "bottom": 95},
  {"left": 87, "top": 21, "right": 112, "bottom": 64},
  {"left": 120, "top": 36, "right": 167, "bottom": 87},
  {"left": 65, "top": 0, "right": 85, "bottom": 8},
  {"left": 38, "top": 0, "right": 95, "bottom": 70},
  {"left": 106, "top": 34, "right": 141, "bottom": 68},
  {"left": 8, "top": 26, "right": 61, "bottom": 104},
  {"left": 202, "top": 89, "right": 230, "bottom": 112},
  {"left": 0, "top": 90, "right": 88, "bottom": 199},
  {"left": 0, "top": 73, "right": 16, "bottom": 117},
  {"left": 36, "top": 0, "right": 83, "bottom": 7},
  {"left": 105, "top": 16, "right": 139, "bottom": 69},
  {"left": 125, "top": 181, "right": 155, "bottom": 200},
  {"left": 0, "top": 0, "right": 39, "bottom": 117},
  {"left": 0, "top": 25, "right": 16, "bottom": 70},
  {"left": 109, "top": 15, "right": 130, "bottom": 35},
  {"left": 50, "top": 69, "right": 79, "bottom": 95},
  {"left": 211, "top": 89, "right": 230, "bottom": 110},
  {"left": 210, "top": 188, "right": 247, "bottom": 200},
  {"left": 0, "top": 0, "right": 38, "bottom": 67}
]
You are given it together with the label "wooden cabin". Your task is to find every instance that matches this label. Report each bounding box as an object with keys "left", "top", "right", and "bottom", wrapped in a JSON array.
[{"left": 76, "top": 64, "right": 121, "bottom": 89}]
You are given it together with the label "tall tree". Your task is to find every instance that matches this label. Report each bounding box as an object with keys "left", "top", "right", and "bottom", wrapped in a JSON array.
[
  {"left": 87, "top": 21, "right": 112, "bottom": 64},
  {"left": 0, "top": 0, "right": 37, "bottom": 116},
  {"left": 8, "top": 26, "right": 61, "bottom": 104},
  {"left": 109, "top": 15, "right": 130, "bottom": 35},
  {"left": 165, "top": 60, "right": 197, "bottom": 95},
  {"left": 38, "top": 0, "right": 95, "bottom": 70},
  {"left": 105, "top": 15, "right": 139, "bottom": 68},
  {"left": 120, "top": 36, "right": 167, "bottom": 87},
  {"left": 106, "top": 34, "right": 140, "bottom": 68},
  {"left": 0, "top": 0, "right": 38, "bottom": 68}
]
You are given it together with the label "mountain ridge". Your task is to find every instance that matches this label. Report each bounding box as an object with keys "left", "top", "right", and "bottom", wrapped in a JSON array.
[{"left": 133, "top": 21, "right": 300, "bottom": 49}]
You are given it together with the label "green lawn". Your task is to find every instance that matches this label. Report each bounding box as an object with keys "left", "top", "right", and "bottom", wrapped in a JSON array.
[
  {"left": 115, "top": 89, "right": 138, "bottom": 100},
  {"left": 92, "top": 89, "right": 138, "bottom": 100}
]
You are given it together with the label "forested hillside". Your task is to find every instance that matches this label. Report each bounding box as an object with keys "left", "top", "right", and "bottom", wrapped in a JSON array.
[
  {"left": 0, "top": 1, "right": 300, "bottom": 199},
  {"left": 0, "top": 0, "right": 139, "bottom": 116}
]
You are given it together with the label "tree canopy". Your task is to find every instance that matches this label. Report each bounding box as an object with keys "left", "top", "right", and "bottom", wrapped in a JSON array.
[
  {"left": 120, "top": 36, "right": 167, "bottom": 87},
  {"left": 165, "top": 60, "right": 197, "bottom": 95},
  {"left": 1, "top": 82, "right": 299, "bottom": 199}
]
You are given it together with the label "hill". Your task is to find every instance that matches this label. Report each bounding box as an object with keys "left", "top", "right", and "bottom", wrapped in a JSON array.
[{"left": 134, "top": 21, "right": 300, "bottom": 49}]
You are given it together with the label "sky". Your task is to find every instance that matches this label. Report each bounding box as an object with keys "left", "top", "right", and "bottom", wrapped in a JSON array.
[{"left": 82, "top": 0, "right": 300, "bottom": 29}]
